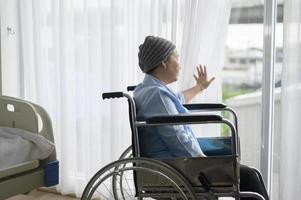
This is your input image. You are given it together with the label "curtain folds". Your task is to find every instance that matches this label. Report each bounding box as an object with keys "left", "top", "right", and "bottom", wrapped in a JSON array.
[
  {"left": 16, "top": 0, "right": 231, "bottom": 196},
  {"left": 279, "top": 0, "right": 301, "bottom": 198},
  {"left": 178, "top": 0, "right": 231, "bottom": 137}
]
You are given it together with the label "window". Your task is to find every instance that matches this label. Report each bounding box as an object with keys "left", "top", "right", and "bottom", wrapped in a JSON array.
[
  {"left": 223, "top": 2, "right": 283, "bottom": 198},
  {"left": 223, "top": 1, "right": 264, "bottom": 180}
]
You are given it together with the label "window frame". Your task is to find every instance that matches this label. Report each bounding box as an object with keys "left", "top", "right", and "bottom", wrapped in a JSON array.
[{"left": 261, "top": 0, "right": 277, "bottom": 195}]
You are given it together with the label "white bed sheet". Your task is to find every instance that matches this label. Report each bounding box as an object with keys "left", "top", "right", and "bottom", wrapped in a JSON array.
[{"left": 0, "top": 127, "right": 55, "bottom": 170}]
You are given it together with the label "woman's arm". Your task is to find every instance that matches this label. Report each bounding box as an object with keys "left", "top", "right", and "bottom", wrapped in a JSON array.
[{"left": 182, "top": 65, "right": 215, "bottom": 103}]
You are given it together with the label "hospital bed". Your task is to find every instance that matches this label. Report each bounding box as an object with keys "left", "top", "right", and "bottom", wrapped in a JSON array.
[
  {"left": 81, "top": 88, "right": 266, "bottom": 200},
  {"left": 0, "top": 96, "right": 59, "bottom": 199}
]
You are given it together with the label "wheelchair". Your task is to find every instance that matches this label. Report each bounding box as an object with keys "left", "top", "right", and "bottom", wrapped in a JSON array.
[{"left": 81, "top": 86, "right": 266, "bottom": 200}]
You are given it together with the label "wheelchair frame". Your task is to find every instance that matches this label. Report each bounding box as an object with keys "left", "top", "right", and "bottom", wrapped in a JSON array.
[{"left": 81, "top": 89, "right": 266, "bottom": 200}]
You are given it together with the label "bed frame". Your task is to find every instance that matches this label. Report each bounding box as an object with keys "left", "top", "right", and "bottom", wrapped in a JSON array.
[{"left": 0, "top": 95, "right": 59, "bottom": 199}]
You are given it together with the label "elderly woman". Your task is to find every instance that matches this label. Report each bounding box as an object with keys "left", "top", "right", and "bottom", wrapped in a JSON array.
[{"left": 134, "top": 36, "right": 269, "bottom": 200}]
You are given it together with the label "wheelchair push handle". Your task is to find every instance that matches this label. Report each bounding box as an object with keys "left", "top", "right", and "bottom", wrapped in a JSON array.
[
  {"left": 102, "top": 92, "right": 124, "bottom": 99},
  {"left": 127, "top": 85, "right": 136, "bottom": 91}
]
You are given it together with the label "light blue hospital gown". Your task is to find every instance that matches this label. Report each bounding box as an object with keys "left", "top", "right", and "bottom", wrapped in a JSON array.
[{"left": 133, "top": 74, "right": 204, "bottom": 158}]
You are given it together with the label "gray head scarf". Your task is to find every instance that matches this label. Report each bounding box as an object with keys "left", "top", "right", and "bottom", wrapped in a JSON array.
[{"left": 138, "top": 36, "right": 176, "bottom": 73}]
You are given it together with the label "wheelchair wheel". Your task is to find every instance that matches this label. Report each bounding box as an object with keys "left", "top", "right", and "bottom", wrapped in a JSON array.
[
  {"left": 81, "top": 157, "right": 197, "bottom": 200},
  {"left": 112, "top": 146, "right": 133, "bottom": 199},
  {"left": 118, "top": 145, "right": 132, "bottom": 160}
]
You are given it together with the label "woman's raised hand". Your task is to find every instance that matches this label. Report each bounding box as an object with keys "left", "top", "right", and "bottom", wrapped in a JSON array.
[{"left": 193, "top": 64, "right": 215, "bottom": 91}]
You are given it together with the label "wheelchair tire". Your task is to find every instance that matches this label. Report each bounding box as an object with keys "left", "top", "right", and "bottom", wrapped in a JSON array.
[
  {"left": 112, "top": 145, "right": 133, "bottom": 199},
  {"left": 81, "top": 157, "right": 197, "bottom": 200},
  {"left": 118, "top": 145, "right": 133, "bottom": 160}
]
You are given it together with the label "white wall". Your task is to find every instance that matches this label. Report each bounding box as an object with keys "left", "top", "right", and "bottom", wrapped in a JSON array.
[{"left": 0, "top": 0, "right": 21, "bottom": 97}]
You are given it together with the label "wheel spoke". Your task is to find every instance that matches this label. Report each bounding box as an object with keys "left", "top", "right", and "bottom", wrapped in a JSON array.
[
  {"left": 101, "top": 169, "right": 114, "bottom": 198},
  {"left": 95, "top": 189, "right": 111, "bottom": 200},
  {"left": 82, "top": 158, "right": 196, "bottom": 200},
  {"left": 121, "top": 172, "right": 135, "bottom": 197}
]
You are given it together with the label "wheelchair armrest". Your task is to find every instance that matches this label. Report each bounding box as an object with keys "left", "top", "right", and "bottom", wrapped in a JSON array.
[
  {"left": 183, "top": 103, "right": 227, "bottom": 110},
  {"left": 145, "top": 114, "right": 222, "bottom": 124}
]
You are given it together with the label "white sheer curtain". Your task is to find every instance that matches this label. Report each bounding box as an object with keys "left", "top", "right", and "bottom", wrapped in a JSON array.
[
  {"left": 178, "top": 0, "right": 231, "bottom": 137},
  {"left": 14, "top": 0, "right": 231, "bottom": 196},
  {"left": 279, "top": 0, "right": 301, "bottom": 198}
]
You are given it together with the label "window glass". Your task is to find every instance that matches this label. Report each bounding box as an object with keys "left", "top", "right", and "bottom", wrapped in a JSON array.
[
  {"left": 223, "top": 2, "right": 283, "bottom": 198},
  {"left": 223, "top": 0, "right": 264, "bottom": 180}
]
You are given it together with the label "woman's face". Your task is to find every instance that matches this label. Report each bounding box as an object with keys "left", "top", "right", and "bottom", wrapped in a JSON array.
[{"left": 165, "top": 50, "right": 180, "bottom": 82}]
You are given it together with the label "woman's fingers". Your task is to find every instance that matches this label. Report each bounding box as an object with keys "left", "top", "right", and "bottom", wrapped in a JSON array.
[
  {"left": 195, "top": 64, "right": 214, "bottom": 81},
  {"left": 198, "top": 64, "right": 204, "bottom": 76},
  {"left": 196, "top": 64, "right": 208, "bottom": 80},
  {"left": 197, "top": 66, "right": 201, "bottom": 77},
  {"left": 208, "top": 77, "right": 215, "bottom": 84},
  {"left": 193, "top": 74, "right": 198, "bottom": 82},
  {"left": 193, "top": 65, "right": 215, "bottom": 91}
]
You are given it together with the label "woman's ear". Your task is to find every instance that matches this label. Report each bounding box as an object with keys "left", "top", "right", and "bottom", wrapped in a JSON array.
[{"left": 161, "top": 60, "right": 167, "bottom": 69}]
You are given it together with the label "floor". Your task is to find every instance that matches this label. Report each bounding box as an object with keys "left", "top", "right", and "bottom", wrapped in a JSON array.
[
  {"left": 5, "top": 190, "right": 236, "bottom": 200},
  {"left": 6, "top": 189, "right": 80, "bottom": 200}
]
